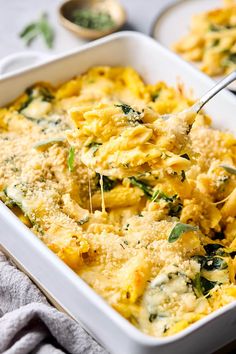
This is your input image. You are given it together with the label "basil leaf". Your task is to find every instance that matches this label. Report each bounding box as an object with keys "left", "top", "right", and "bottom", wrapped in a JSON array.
[
  {"left": 68, "top": 147, "right": 75, "bottom": 172},
  {"left": 168, "top": 222, "right": 198, "bottom": 243},
  {"left": 220, "top": 164, "right": 236, "bottom": 175}
]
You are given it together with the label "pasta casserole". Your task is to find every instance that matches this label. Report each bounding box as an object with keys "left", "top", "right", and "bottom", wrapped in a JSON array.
[
  {"left": 0, "top": 66, "right": 236, "bottom": 337},
  {"left": 173, "top": 0, "right": 236, "bottom": 77}
]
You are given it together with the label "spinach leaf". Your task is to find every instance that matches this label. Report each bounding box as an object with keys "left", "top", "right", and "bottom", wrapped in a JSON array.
[
  {"left": 152, "top": 190, "right": 176, "bottom": 203},
  {"left": 39, "top": 87, "right": 54, "bottom": 102},
  {"left": 68, "top": 147, "right": 75, "bottom": 172},
  {"left": 200, "top": 277, "right": 217, "bottom": 296},
  {"left": 96, "top": 174, "right": 117, "bottom": 192},
  {"left": 115, "top": 103, "right": 143, "bottom": 126},
  {"left": 152, "top": 190, "right": 183, "bottom": 217},
  {"left": 204, "top": 243, "right": 224, "bottom": 255},
  {"left": 19, "top": 88, "right": 34, "bottom": 112},
  {"left": 193, "top": 255, "right": 227, "bottom": 270},
  {"left": 19, "top": 86, "right": 54, "bottom": 113},
  {"left": 168, "top": 202, "right": 183, "bottom": 217},
  {"left": 151, "top": 91, "right": 160, "bottom": 102},
  {"left": 192, "top": 274, "right": 217, "bottom": 297},
  {"left": 129, "top": 177, "right": 153, "bottom": 198},
  {"left": 168, "top": 222, "right": 198, "bottom": 243}
]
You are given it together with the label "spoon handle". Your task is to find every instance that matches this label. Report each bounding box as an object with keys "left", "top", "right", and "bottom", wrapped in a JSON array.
[{"left": 192, "top": 70, "right": 236, "bottom": 113}]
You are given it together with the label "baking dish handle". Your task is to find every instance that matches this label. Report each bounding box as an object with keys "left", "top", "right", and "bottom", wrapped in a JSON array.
[{"left": 0, "top": 51, "right": 52, "bottom": 77}]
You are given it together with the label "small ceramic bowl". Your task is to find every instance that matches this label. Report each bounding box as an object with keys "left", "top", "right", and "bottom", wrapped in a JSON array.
[{"left": 59, "top": 0, "right": 126, "bottom": 40}]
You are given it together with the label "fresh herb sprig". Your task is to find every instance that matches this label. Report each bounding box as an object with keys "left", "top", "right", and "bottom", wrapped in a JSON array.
[{"left": 20, "top": 13, "right": 54, "bottom": 49}]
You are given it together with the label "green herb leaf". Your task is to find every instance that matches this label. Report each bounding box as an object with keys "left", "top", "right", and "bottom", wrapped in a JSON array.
[
  {"left": 220, "top": 164, "right": 236, "bottom": 175},
  {"left": 68, "top": 147, "right": 75, "bottom": 172},
  {"left": 200, "top": 277, "right": 217, "bottom": 296},
  {"left": 212, "top": 39, "right": 220, "bottom": 47},
  {"left": 129, "top": 177, "right": 153, "bottom": 198},
  {"left": 115, "top": 103, "right": 143, "bottom": 126},
  {"left": 19, "top": 13, "right": 54, "bottom": 49},
  {"left": 39, "top": 13, "right": 54, "bottom": 49},
  {"left": 72, "top": 9, "right": 115, "bottom": 30},
  {"left": 20, "top": 23, "right": 37, "bottom": 38},
  {"left": 19, "top": 87, "right": 54, "bottom": 113},
  {"left": 19, "top": 23, "right": 39, "bottom": 46},
  {"left": 19, "top": 89, "right": 34, "bottom": 112},
  {"left": 152, "top": 190, "right": 176, "bottom": 203},
  {"left": 193, "top": 254, "right": 227, "bottom": 270},
  {"left": 168, "top": 222, "right": 198, "bottom": 243},
  {"left": 180, "top": 153, "right": 190, "bottom": 160},
  {"left": 180, "top": 170, "right": 186, "bottom": 182},
  {"left": 39, "top": 87, "right": 54, "bottom": 102},
  {"left": 192, "top": 274, "right": 217, "bottom": 297},
  {"left": 96, "top": 174, "right": 117, "bottom": 191}
]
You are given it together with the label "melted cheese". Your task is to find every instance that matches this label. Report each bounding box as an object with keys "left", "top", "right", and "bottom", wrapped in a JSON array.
[{"left": 0, "top": 66, "right": 236, "bottom": 338}]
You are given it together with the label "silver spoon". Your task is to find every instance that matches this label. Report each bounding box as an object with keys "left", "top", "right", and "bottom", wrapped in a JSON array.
[{"left": 161, "top": 70, "right": 236, "bottom": 120}]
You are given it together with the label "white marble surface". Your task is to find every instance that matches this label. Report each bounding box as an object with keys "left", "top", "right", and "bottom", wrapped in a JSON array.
[{"left": 0, "top": 0, "right": 174, "bottom": 59}]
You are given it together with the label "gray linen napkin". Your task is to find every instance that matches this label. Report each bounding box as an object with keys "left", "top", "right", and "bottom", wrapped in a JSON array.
[{"left": 0, "top": 251, "right": 108, "bottom": 354}]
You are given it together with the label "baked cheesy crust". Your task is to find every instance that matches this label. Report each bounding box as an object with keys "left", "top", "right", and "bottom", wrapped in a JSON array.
[{"left": 0, "top": 66, "right": 236, "bottom": 337}]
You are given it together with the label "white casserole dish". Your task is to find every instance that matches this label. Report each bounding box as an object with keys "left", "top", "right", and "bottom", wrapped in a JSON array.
[{"left": 0, "top": 31, "right": 236, "bottom": 354}]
